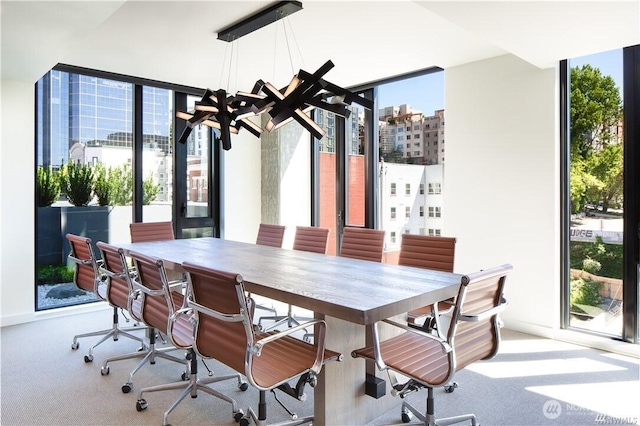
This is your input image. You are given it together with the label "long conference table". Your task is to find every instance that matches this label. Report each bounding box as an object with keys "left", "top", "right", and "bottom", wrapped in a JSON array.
[{"left": 116, "top": 237, "right": 462, "bottom": 425}]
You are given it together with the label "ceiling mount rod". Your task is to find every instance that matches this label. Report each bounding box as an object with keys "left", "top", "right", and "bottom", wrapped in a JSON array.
[{"left": 216, "top": 1, "right": 303, "bottom": 42}]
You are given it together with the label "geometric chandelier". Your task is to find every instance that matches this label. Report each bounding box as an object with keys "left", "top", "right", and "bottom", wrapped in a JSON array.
[{"left": 176, "top": 1, "right": 373, "bottom": 151}]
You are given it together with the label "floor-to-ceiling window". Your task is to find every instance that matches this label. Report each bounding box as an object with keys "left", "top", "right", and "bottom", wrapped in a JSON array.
[
  {"left": 563, "top": 46, "right": 640, "bottom": 343},
  {"left": 376, "top": 70, "right": 445, "bottom": 263},
  {"left": 35, "top": 65, "right": 215, "bottom": 311},
  {"left": 315, "top": 97, "right": 372, "bottom": 255},
  {"left": 312, "top": 69, "right": 444, "bottom": 260}
]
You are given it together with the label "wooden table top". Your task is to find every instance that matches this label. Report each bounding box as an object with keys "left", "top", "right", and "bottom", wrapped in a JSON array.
[{"left": 117, "top": 237, "right": 462, "bottom": 325}]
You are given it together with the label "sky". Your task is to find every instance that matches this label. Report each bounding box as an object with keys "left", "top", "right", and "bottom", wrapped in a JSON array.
[
  {"left": 568, "top": 48, "right": 623, "bottom": 93},
  {"left": 377, "top": 72, "right": 445, "bottom": 115},
  {"left": 376, "top": 48, "right": 623, "bottom": 115}
]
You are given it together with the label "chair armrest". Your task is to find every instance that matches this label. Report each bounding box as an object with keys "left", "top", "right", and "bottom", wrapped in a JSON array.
[
  {"left": 253, "top": 319, "right": 328, "bottom": 375},
  {"left": 188, "top": 300, "right": 245, "bottom": 324},
  {"left": 459, "top": 297, "right": 508, "bottom": 322},
  {"left": 365, "top": 319, "right": 452, "bottom": 371},
  {"left": 132, "top": 282, "right": 165, "bottom": 298},
  {"left": 381, "top": 318, "right": 452, "bottom": 352},
  {"left": 170, "top": 306, "right": 194, "bottom": 324}
]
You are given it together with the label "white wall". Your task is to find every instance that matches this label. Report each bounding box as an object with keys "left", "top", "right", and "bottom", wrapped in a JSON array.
[
  {"left": 444, "top": 54, "right": 560, "bottom": 334},
  {"left": 1, "top": 80, "right": 37, "bottom": 325}
]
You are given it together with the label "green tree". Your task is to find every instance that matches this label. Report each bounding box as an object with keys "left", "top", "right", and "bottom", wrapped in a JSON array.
[
  {"left": 381, "top": 146, "right": 405, "bottom": 163},
  {"left": 585, "top": 143, "right": 623, "bottom": 213},
  {"left": 110, "top": 164, "right": 133, "bottom": 206},
  {"left": 142, "top": 176, "right": 160, "bottom": 205},
  {"left": 570, "top": 64, "right": 622, "bottom": 158}
]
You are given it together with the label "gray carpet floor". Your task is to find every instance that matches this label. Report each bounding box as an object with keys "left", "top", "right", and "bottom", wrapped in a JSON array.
[{"left": 1, "top": 305, "right": 638, "bottom": 426}]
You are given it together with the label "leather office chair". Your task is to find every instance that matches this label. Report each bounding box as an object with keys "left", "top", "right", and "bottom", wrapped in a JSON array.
[
  {"left": 129, "top": 221, "right": 175, "bottom": 242},
  {"left": 352, "top": 264, "right": 512, "bottom": 426},
  {"left": 67, "top": 234, "right": 145, "bottom": 363},
  {"left": 181, "top": 261, "right": 342, "bottom": 426},
  {"left": 131, "top": 251, "right": 246, "bottom": 426},
  {"left": 339, "top": 226, "right": 385, "bottom": 262},
  {"left": 399, "top": 234, "right": 457, "bottom": 333},
  {"left": 255, "top": 223, "right": 286, "bottom": 248},
  {"left": 253, "top": 224, "right": 286, "bottom": 317},
  {"left": 96, "top": 241, "right": 188, "bottom": 394},
  {"left": 130, "top": 220, "right": 184, "bottom": 286},
  {"left": 258, "top": 226, "right": 330, "bottom": 332}
]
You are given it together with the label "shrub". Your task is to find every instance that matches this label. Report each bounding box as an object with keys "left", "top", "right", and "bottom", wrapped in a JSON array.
[
  {"left": 36, "top": 166, "right": 60, "bottom": 207},
  {"left": 570, "top": 238, "right": 623, "bottom": 279},
  {"left": 570, "top": 277, "right": 603, "bottom": 307},
  {"left": 60, "top": 162, "right": 94, "bottom": 206},
  {"left": 38, "top": 264, "right": 75, "bottom": 285},
  {"left": 93, "top": 164, "right": 112, "bottom": 206},
  {"left": 582, "top": 258, "right": 601, "bottom": 274}
]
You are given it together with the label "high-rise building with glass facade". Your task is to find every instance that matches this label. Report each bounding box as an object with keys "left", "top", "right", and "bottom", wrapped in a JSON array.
[{"left": 37, "top": 70, "right": 171, "bottom": 168}]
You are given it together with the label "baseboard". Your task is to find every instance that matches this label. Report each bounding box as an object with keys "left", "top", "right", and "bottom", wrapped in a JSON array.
[
  {"left": 1, "top": 302, "right": 110, "bottom": 328},
  {"left": 505, "top": 320, "right": 639, "bottom": 359}
]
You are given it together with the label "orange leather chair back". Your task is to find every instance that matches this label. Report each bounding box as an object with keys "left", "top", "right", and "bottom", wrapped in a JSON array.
[
  {"left": 292, "top": 226, "right": 330, "bottom": 254},
  {"left": 398, "top": 234, "right": 456, "bottom": 272},
  {"left": 256, "top": 224, "right": 286, "bottom": 248},
  {"left": 339, "top": 227, "right": 385, "bottom": 262},
  {"left": 130, "top": 221, "right": 175, "bottom": 243}
]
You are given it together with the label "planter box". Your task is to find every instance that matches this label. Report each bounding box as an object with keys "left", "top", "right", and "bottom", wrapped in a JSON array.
[
  {"left": 37, "top": 207, "right": 63, "bottom": 265},
  {"left": 61, "top": 206, "right": 110, "bottom": 266}
]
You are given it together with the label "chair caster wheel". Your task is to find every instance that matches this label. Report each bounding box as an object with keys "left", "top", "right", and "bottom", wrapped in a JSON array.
[
  {"left": 181, "top": 372, "right": 188, "bottom": 381},
  {"left": 444, "top": 382, "right": 458, "bottom": 393},
  {"left": 122, "top": 383, "right": 132, "bottom": 393},
  {"left": 239, "top": 417, "right": 250, "bottom": 426},
  {"left": 136, "top": 399, "right": 147, "bottom": 411},
  {"left": 101, "top": 366, "right": 109, "bottom": 376},
  {"left": 84, "top": 354, "right": 93, "bottom": 363},
  {"left": 233, "top": 411, "right": 244, "bottom": 422},
  {"left": 401, "top": 412, "right": 412, "bottom": 423},
  {"left": 239, "top": 382, "right": 248, "bottom": 391},
  {"left": 71, "top": 342, "right": 79, "bottom": 350}
]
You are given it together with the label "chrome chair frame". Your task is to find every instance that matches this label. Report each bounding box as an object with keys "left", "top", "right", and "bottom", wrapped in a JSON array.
[
  {"left": 67, "top": 234, "right": 146, "bottom": 363},
  {"left": 352, "top": 264, "right": 512, "bottom": 426},
  {"left": 182, "top": 261, "right": 342, "bottom": 426},
  {"left": 131, "top": 252, "right": 246, "bottom": 426},
  {"left": 96, "top": 241, "right": 187, "bottom": 394}
]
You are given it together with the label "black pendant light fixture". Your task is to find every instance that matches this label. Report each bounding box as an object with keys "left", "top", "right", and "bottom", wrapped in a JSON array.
[{"left": 176, "top": 0, "right": 372, "bottom": 151}]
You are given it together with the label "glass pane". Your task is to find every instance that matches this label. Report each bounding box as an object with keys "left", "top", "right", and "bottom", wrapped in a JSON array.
[
  {"left": 142, "top": 86, "right": 173, "bottom": 223},
  {"left": 346, "top": 104, "right": 366, "bottom": 228},
  {"left": 568, "top": 49, "right": 623, "bottom": 337},
  {"left": 180, "top": 227, "right": 214, "bottom": 239},
  {"left": 36, "top": 71, "right": 133, "bottom": 310},
  {"left": 185, "top": 95, "right": 211, "bottom": 218},
  {"left": 315, "top": 108, "right": 338, "bottom": 255},
  {"left": 378, "top": 72, "right": 445, "bottom": 263}
]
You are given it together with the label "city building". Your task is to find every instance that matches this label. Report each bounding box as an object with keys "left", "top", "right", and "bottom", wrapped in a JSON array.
[{"left": 379, "top": 104, "right": 445, "bottom": 165}]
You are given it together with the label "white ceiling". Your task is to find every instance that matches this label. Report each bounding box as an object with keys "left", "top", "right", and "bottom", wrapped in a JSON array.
[{"left": 1, "top": 1, "right": 638, "bottom": 91}]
